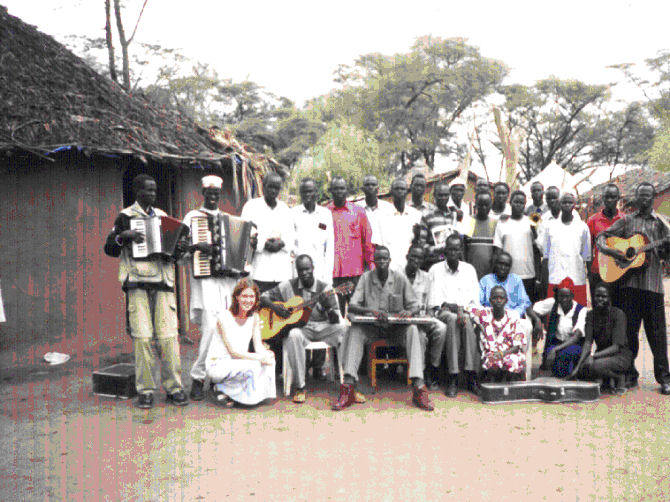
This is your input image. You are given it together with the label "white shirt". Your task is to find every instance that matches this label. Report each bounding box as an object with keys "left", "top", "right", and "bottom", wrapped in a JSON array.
[
  {"left": 493, "top": 216, "right": 536, "bottom": 279},
  {"left": 533, "top": 297, "right": 586, "bottom": 341},
  {"left": 447, "top": 196, "right": 471, "bottom": 217},
  {"left": 447, "top": 196, "right": 472, "bottom": 233},
  {"left": 540, "top": 217, "right": 591, "bottom": 285},
  {"left": 490, "top": 203, "right": 512, "bottom": 221},
  {"left": 428, "top": 260, "right": 480, "bottom": 309},
  {"left": 240, "top": 197, "right": 295, "bottom": 282},
  {"left": 407, "top": 268, "right": 431, "bottom": 308},
  {"left": 291, "top": 204, "right": 335, "bottom": 284},
  {"left": 536, "top": 210, "right": 582, "bottom": 248},
  {"left": 356, "top": 198, "right": 394, "bottom": 246},
  {"left": 379, "top": 203, "right": 422, "bottom": 270}
]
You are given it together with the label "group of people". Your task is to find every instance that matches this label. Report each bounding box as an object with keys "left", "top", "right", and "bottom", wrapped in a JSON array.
[{"left": 104, "top": 170, "right": 670, "bottom": 411}]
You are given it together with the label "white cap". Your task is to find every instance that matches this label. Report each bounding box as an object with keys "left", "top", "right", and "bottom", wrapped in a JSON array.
[
  {"left": 202, "top": 175, "right": 223, "bottom": 189},
  {"left": 449, "top": 177, "right": 466, "bottom": 188}
]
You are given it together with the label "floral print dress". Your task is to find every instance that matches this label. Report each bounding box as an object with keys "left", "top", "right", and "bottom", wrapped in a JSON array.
[{"left": 466, "top": 307, "right": 527, "bottom": 373}]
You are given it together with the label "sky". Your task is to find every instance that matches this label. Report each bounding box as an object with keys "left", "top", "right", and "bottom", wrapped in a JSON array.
[
  {"left": 3, "top": 0, "right": 668, "bottom": 179},
  {"left": 3, "top": 0, "right": 669, "bottom": 106}
]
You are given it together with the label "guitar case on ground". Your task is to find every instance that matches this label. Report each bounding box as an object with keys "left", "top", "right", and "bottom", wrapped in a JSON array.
[{"left": 480, "top": 377, "right": 600, "bottom": 404}]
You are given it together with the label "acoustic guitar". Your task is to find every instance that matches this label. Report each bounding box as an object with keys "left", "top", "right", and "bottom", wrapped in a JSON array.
[
  {"left": 598, "top": 234, "right": 670, "bottom": 283},
  {"left": 259, "top": 282, "right": 354, "bottom": 342}
]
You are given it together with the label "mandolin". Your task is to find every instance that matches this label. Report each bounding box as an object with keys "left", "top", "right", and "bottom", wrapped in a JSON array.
[
  {"left": 599, "top": 233, "right": 670, "bottom": 283},
  {"left": 259, "top": 282, "right": 354, "bottom": 342}
]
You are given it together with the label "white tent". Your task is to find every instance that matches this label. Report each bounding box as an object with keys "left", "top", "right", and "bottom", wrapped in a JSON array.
[
  {"left": 523, "top": 163, "right": 640, "bottom": 196},
  {"left": 522, "top": 162, "right": 579, "bottom": 195},
  {"left": 571, "top": 164, "right": 638, "bottom": 194}
]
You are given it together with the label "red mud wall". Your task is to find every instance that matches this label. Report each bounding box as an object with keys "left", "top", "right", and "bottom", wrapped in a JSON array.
[{"left": 0, "top": 153, "right": 127, "bottom": 368}]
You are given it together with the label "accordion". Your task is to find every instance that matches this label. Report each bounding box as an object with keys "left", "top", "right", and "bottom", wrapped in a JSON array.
[
  {"left": 130, "top": 216, "right": 188, "bottom": 259},
  {"left": 190, "top": 213, "right": 254, "bottom": 277}
]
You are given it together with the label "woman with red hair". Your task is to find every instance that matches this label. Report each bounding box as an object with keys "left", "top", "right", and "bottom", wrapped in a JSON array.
[{"left": 205, "top": 278, "right": 276, "bottom": 406}]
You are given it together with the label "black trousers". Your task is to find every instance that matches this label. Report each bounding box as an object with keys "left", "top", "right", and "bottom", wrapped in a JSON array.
[
  {"left": 254, "top": 280, "right": 280, "bottom": 294},
  {"left": 578, "top": 350, "right": 632, "bottom": 381},
  {"left": 618, "top": 287, "right": 670, "bottom": 385},
  {"left": 522, "top": 278, "right": 537, "bottom": 304}
]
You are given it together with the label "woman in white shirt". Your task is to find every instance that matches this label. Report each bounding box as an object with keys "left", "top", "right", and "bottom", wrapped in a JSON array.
[
  {"left": 205, "top": 278, "right": 276, "bottom": 407},
  {"left": 532, "top": 277, "right": 586, "bottom": 378}
]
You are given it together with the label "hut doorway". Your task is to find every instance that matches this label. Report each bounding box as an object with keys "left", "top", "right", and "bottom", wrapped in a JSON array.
[{"left": 121, "top": 164, "right": 175, "bottom": 213}]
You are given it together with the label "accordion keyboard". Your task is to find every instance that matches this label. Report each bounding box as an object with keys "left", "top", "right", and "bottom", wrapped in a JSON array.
[
  {"left": 191, "top": 216, "right": 212, "bottom": 277},
  {"left": 130, "top": 218, "right": 149, "bottom": 258}
]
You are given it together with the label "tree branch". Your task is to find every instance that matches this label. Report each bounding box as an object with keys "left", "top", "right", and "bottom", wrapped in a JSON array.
[
  {"left": 128, "top": 0, "right": 149, "bottom": 43},
  {"left": 104, "top": 0, "right": 117, "bottom": 83},
  {"left": 113, "top": 0, "right": 131, "bottom": 90}
]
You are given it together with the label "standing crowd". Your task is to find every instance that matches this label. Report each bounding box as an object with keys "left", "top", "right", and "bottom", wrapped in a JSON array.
[{"left": 104, "top": 170, "right": 670, "bottom": 411}]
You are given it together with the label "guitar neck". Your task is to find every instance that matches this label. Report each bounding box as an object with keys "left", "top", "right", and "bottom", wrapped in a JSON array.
[
  {"left": 639, "top": 239, "right": 668, "bottom": 254},
  {"left": 291, "top": 285, "right": 349, "bottom": 312}
]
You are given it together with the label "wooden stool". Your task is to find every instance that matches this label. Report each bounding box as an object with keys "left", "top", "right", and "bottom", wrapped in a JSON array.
[{"left": 368, "top": 339, "right": 411, "bottom": 390}]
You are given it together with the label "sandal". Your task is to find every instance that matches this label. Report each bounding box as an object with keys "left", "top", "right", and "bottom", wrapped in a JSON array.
[
  {"left": 292, "top": 389, "right": 306, "bottom": 404},
  {"left": 213, "top": 390, "right": 235, "bottom": 408}
]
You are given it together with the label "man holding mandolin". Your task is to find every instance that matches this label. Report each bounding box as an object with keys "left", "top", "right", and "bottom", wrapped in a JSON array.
[
  {"left": 597, "top": 182, "right": 670, "bottom": 395},
  {"left": 260, "top": 254, "right": 345, "bottom": 404}
]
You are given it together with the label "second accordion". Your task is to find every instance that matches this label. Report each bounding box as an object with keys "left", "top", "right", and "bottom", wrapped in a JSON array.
[{"left": 190, "top": 213, "right": 254, "bottom": 277}]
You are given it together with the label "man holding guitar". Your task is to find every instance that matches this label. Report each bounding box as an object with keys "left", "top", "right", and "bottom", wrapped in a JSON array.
[
  {"left": 260, "top": 255, "right": 345, "bottom": 404},
  {"left": 597, "top": 182, "right": 670, "bottom": 395}
]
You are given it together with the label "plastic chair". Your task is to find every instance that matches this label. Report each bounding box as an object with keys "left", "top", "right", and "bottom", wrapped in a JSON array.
[{"left": 282, "top": 340, "right": 343, "bottom": 397}]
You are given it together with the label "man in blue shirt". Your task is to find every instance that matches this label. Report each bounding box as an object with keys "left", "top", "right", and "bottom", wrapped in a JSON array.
[
  {"left": 479, "top": 252, "right": 531, "bottom": 317},
  {"left": 479, "top": 252, "right": 542, "bottom": 379}
]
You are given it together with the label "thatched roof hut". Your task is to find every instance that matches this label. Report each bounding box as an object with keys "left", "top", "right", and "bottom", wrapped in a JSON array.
[
  {"left": 579, "top": 167, "right": 670, "bottom": 218},
  {"left": 0, "top": 6, "right": 282, "bottom": 368}
]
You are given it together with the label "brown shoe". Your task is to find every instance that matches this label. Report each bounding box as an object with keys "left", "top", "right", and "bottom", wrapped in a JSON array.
[
  {"left": 292, "top": 389, "right": 307, "bottom": 404},
  {"left": 332, "top": 383, "right": 355, "bottom": 411},
  {"left": 412, "top": 386, "right": 435, "bottom": 411},
  {"left": 354, "top": 390, "right": 366, "bottom": 404}
]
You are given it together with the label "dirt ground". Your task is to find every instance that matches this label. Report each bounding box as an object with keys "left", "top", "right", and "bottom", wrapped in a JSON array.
[{"left": 2, "top": 288, "right": 670, "bottom": 501}]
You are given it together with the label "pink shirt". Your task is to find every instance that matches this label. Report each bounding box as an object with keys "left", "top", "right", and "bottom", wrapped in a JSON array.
[
  {"left": 326, "top": 201, "right": 375, "bottom": 278},
  {"left": 586, "top": 209, "right": 623, "bottom": 273}
]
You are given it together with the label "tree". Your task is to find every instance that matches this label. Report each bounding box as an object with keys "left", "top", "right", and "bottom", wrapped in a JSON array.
[
  {"left": 643, "top": 52, "right": 670, "bottom": 172},
  {"left": 610, "top": 51, "right": 670, "bottom": 172},
  {"left": 327, "top": 36, "right": 507, "bottom": 173},
  {"left": 289, "top": 121, "right": 387, "bottom": 201},
  {"left": 590, "top": 102, "right": 655, "bottom": 167},
  {"left": 500, "top": 78, "right": 609, "bottom": 180},
  {"left": 213, "top": 81, "right": 327, "bottom": 168},
  {"left": 145, "top": 61, "right": 220, "bottom": 123},
  {"left": 103, "top": 0, "right": 149, "bottom": 90}
]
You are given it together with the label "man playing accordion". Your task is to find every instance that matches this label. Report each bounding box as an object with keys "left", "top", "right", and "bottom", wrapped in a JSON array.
[
  {"left": 104, "top": 174, "right": 189, "bottom": 409},
  {"left": 182, "top": 175, "right": 249, "bottom": 401}
]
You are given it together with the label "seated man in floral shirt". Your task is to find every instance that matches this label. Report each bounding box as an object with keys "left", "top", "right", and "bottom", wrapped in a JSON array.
[{"left": 466, "top": 286, "right": 528, "bottom": 383}]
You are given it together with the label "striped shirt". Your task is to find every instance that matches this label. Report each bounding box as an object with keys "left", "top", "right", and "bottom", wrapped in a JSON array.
[
  {"left": 465, "top": 217, "right": 498, "bottom": 280},
  {"left": 597, "top": 211, "right": 670, "bottom": 295}
]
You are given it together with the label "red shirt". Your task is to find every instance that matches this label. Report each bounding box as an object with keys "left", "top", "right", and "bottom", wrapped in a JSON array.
[
  {"left": 325, "top": 201, "right": 374, "bottom": 278},
  {"left": 586, "top": 209, "right": 623, "bottom": 273}
]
